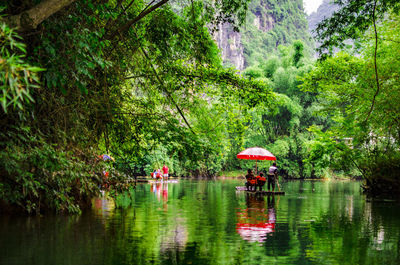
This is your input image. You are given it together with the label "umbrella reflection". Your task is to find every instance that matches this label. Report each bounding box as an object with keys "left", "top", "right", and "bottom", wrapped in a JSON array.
[{"left": 236, "top": 194, "right": 276, "bottom": 243}]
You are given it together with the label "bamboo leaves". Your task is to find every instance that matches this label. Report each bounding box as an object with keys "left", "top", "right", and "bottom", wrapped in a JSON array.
[{"left": 0, "top": 22, "right": 43, "bottom": 113}]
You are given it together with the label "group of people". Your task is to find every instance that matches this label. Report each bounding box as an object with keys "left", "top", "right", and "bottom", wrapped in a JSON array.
[
  {"left": 151, "top": 164, "right": 169, "bottom": 180},
  {"left": 245, "top": 162, "right": 278, "bottom": 192}
]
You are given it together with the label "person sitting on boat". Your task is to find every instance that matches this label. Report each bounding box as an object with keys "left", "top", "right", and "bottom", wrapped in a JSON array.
[
  {"left": 256, "top": 172, "right": 267, "bottom": 191},
  {"left": 245, "top": 169, "right": 256, "bottom": 191},
  {"left": 267, "top": 162, "right": 278, "bottom": 192},
  {"left": 156, "top": 169, "right": 162, "bottom": 179}
]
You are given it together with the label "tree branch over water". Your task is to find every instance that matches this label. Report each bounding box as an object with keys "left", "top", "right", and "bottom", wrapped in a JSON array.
[
  {"left": 365, "top": 0, "right": 380, "bottom": 122},
  {"left": 134, "top": 33, "right": 196, "bottom": 135},
  {"left": 2, "top": 0, "right": 76, "bottom": 32},
  {"left": 107, "top": 0, "right": 170, "bottom": 40}
]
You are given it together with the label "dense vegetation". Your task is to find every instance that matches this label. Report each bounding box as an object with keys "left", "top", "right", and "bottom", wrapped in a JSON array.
[
  {"left": 1, "top": 0, "right": 400, "bottom": 214},
  {"left": 304, "top": 11, "right": 400, "bottom": 196},
  {"left": 236, "top": 40, "right": 333, "bottom": 178},
  {"left": 236, "top": 0, "right": 400, "bottom": 196},
  {"left": 0, "top": 0, "right": 271, "bottom": 213},
  {"left": 240, "top": 0, "right": 313, "bottom": 66}
]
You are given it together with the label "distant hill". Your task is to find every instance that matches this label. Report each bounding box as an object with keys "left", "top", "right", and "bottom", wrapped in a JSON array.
[
  {"left": 308, "top": 0, "right": 339, "bottom": 46},
  {"left": 214, "top": 0, "right": 312, "bottom": 70}
]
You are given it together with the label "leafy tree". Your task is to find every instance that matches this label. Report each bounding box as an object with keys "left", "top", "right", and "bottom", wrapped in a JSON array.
[
  {"left": 231, "top": 41, "right": 330, "bottom": 178},
  {"left": 315, "top": 0, "right": 400, "bottom": 56},
  {"left": 261, "top": 55, "right": 281, "bottom": 78},
  {"left": 0, "top": 0, "right": 280, "bottom": 213},
  {"left": 293, "top": 39, "right": 304, "bottom": 67},
  {"left": 302, "top": 13, "right": 400, "bottom": 193}
]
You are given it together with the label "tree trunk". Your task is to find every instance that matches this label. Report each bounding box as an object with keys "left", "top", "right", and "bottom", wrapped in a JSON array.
[{"left": 3, "top": 0, "right": 77, "bottom": 32}]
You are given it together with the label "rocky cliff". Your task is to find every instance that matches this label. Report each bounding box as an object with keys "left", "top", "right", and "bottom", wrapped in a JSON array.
[
  {"left": 308, "top": 0, "right": 339, "bottom": 47},
  {"left": 214, "top": 23, "right": 245, "bottom": 70},
  {"left": 214, "top": 0, "right": 311, "bottom": 70}
]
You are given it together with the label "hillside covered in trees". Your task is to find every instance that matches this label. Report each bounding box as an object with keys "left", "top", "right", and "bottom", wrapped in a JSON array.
[{"left": 214, "top": 0, "right": 312, "bottom": 69}]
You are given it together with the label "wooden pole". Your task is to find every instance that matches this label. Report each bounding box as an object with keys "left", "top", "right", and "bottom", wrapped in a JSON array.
[{"left": 275, "top": 173, "right": 281, "bottom": 192}]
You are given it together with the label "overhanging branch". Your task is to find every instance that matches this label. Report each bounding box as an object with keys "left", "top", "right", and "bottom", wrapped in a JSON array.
[
  {"left": 107, "top": 0, "right": 170, "bottom": 40},
  {"left": 134, "top": 37, "right": 196, "bottom": 134},
  {"left": 365, "top": 0, "right": 381, "bottom": 122},
  {"left": 2, "top": 0, "right": 76, "bottom": 32}
]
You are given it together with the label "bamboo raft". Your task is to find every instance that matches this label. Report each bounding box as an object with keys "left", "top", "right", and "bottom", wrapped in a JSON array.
[
  {"left": 135, "top": 178, "right": 179, "bottom": 183},
  {"left": 235, "top": 186, "right": 285, "bottom": 195},
  {"left": 148, "top": 179, "right": 179, "bottom": 184}
]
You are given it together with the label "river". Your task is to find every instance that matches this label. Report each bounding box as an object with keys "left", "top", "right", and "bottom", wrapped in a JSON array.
[{"left": 1, "top": 179, "right": 400, "bottom": 264}]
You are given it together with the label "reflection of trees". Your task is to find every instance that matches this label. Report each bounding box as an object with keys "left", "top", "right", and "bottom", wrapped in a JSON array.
[
  {"left": 92, "top": 195, "right": 115, "bottom": 221},
  {"left": 363, "top": 200, "right": 400, "bottom": 262},
  {"left": 160, "top": 217, "right": 188, "bottom": 253},
  {"left": 4, "top": 180, "right": 400, "bottom": 264},
  {"left": 263, "top": 196, "right": 290, "bottom": 256},
  {"left": 293, "top": 182, "right": 400, "bottom": 264}
]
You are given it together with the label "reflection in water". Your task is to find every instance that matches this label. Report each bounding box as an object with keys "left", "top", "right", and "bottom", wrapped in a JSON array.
[
  {"left": 150, "top": 182, "right": 169, "bottom": 201},
  {"left": 236, "top": 194, "right": 276, "bottom": 243},
  {"left": 92, "top": 194, "right": 115, "bottom": 219},
  {"left": 151, "top": 182, "right": 188, "bottom": 254},
  {"left": 160, "top": 218, "right": 188, "bottom": 253},
  {"left": 346, "top": 195, "right": 354, "bottom": 221},
  {"left": 2, "top": 180, "right": 400, "bottom": 265}
]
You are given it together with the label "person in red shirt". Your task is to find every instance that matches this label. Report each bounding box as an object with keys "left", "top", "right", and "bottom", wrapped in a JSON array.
[{"left": 162, "top": 164, "right": 169, "bottom": 180}]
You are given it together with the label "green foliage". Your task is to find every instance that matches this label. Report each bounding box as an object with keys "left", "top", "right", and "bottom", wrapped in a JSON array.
[
  {"left": 243, "top": 66, "right": 263, "bottom": 79},
  {"left": 113, "top": 187, "right": 136, "bottom": 209},
  {"left": 0, "top": 127, "right": 103, "bottom": 214},
  {"left": 0, "top": 22, "right": 43, "bottom": 113},
  {"left": 293, "top": 39, "right": 304, "bottom": 67},
  {"left": 315, "top": 0, "right": 400, "bottom": 56},
  {"left": 261, "top": 55, "right": 281, "bottom": 78},
  {"left": 241, "top": 0, "right": 313, "bottom": 66},
  {"left": 0, "top": 0, "right": 266, "bottom": 186},
  {"left": 227, "top": 41, "right": 331, "bottom": 178},
  {"left": 302, "top": 13, "right": 400, "bottom": 190}
]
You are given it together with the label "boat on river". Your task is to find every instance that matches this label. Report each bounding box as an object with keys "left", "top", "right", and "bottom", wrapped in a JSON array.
[
  {"left": 135, "top": 178, "right": 179, "bottom": 183},
  {"left": 148, "top": 179, "right": 179, "bottom": 184},
  {"left": 235, "top": 186, "right": 285, "bottom": 195}
]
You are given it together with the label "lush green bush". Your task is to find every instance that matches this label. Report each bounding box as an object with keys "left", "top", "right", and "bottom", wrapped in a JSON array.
[
  {"left": 301, "top": 13, "right": 400, "bottom": 187},
  {"left": 112, "top": 187, "right": 136, "bottom": 209},
  {"left": 0, "top": 127, "right": 104, "bottom": 214}
]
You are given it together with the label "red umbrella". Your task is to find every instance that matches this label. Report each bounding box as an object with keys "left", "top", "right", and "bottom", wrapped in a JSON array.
[
  {"left": 237, "top": 147, "right": 276, "bottom": 174},
  {"left": 237, "top": 147, "right": 276, "bottom": 160}
]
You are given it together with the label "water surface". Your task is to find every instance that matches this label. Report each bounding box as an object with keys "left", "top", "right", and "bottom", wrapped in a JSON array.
[{"left": 1, "top": 179, "right": 400, "bottom": 264}]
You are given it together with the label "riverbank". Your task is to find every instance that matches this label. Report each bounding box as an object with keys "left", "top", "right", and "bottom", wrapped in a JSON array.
[
  {"left": 217, "top": 170, "right": 355, "bottom": 180},
  {"left": 218, "top": 170, "right": 246, "bottom": 178}
]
